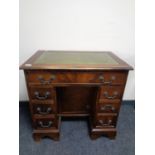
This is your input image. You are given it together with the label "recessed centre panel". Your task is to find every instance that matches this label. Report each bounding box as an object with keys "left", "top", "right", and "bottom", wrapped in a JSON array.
[{"left": 56, "top": 86, "right": 98, "bottom": 115}]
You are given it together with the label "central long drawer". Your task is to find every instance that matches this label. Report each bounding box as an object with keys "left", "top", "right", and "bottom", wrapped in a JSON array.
[{"left": 26, "top": 70, "right": 127, "bottom": 85}]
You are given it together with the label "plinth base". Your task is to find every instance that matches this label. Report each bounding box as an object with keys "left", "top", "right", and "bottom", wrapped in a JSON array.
[{"left": 90, "top": 127, "right": 117, "bottom": 140}]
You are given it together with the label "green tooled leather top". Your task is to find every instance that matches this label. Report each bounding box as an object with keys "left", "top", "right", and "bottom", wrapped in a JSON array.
[{"left": 34, "top": 51, "right": 118, "bottom": 65}]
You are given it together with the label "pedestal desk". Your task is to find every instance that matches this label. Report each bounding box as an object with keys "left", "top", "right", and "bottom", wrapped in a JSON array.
[{"left": 20, "top": 51, "right": 133, "bottom": 141}]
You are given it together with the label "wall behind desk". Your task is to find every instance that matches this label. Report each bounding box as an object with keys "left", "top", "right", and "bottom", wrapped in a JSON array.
[{"left": 19, "top": 0, "right": 135, "bottom": 101}]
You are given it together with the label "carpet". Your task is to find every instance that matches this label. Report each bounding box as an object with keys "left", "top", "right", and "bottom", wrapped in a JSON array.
[{"left": 19, "top": 101, "right": 135, "bottom": 155}]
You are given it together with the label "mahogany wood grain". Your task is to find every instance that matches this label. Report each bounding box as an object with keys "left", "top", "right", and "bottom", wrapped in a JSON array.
[
  {"left": 95, "top": 114, "right": 117, "bottom": 128},
  {"left": 32, "top": 103, "right": 56, "bottom": 115},
  {"left": 33, "top": 115, "right": 58, "bottom": 129},
  {"left": 96, "top": 100, "right": 121, "bottom": 113},
  {"left": 56, "top": 86, "right": 98, "bottom": 115},
  {"left": 26, "top": 70, "right": 128, "bottom": 85},
  {"left": 98, "top": 86, "right": 125, "bottom": 100}
]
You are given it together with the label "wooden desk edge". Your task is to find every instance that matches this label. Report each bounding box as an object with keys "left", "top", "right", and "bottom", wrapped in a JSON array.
[{"left": 19, "top": 50, "right": 133, "bottom": 71}]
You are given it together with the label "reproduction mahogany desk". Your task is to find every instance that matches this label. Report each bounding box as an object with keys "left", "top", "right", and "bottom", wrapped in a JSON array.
[{"left": 20, "top": 50, "right": 133, "bottom": 141}]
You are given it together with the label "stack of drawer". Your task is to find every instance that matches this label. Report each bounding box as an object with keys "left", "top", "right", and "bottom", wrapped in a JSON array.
[
  {"left": 91, "top": 71, "right": 128, "bottom": 138},
  {"left": 25, "top": 71, "right": 60, "bottom": 141}
]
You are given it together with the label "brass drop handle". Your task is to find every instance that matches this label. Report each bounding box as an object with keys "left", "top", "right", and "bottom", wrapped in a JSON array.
[
  {"left": 99, "top": 119, "right": 112, "bottom": 126},
  {"left": 34, "top": 91, "right": 50, "bottom": 100},
  {"left": 103, "top": 91, "right": 118, "bottom": 99},
  {"left": 98, "top": 75, "right": 104, "bottom": 81},
  {"left": 37, "top": 107, "right": 52, "bottom": 115},
  {"left": 37, "top": 75, "right": 56, "bottom": 84},
  {"left": 98, "top": 75, "right": 116, "bottom": 84},
  {"left": 101, "top": 104, "right": 115, "bottom": 111},
  {"left": 38, "top": 121, "right": 53, "bottom": 128}
]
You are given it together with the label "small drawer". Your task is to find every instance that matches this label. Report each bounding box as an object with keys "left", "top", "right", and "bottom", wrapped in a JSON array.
[
  {"left": 89, "top": 71, "right": 127, "bottom": 85},
  {"left": 33, "top": 116, "right": 58, "bottom": 129},
  {"left": 27, "top": 71, "right": 70, "bottom": 84},
  {"left": 99, "top": 86, "right": 124, "bottom": 100},
  {"left": 26, "top": 70, "right": 127, "bottom": 85},
  {"left": 97, "top": 100, "right": 120, "bottom": 113},
  {"left": 32, "top": 103, "right": 56, "bottom": 115},
  {"left": 29, "top": 87, "right": 56, "bottom": 101},
  {"left": 95, "top": 114, "right": 117, "bottom": 128}
]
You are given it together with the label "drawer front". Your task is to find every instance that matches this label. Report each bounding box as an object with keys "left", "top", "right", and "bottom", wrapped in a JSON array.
[
  {"left": 26, "top": 70, "right": 127, "bottom": 85},
  {"left": 32, "top": 103, "right": 56, "bottom": 115},
  {"left": 97, "top": 100, "right": 120, "bottom": 113},
  {"left": 33, "top": 116, "right": 58, "bottom": 129},
  {"left": 98, "top": 86, "right": 124, "bottom": 100},
  {"left": 29, "top": 87, "right": 56, "bottom": 101},
  {"left": 95, "top": 114, "right": 117, "bottom": 128}
]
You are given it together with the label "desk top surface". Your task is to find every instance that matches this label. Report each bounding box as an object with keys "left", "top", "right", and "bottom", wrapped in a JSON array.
[{"left": 20, "top": 50, "right": 133, "bottom": 70}]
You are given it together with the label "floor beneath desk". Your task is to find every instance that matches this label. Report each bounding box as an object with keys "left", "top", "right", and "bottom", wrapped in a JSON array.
[{"left": 19, "top": 101, "right": 135, "bottom": 155}]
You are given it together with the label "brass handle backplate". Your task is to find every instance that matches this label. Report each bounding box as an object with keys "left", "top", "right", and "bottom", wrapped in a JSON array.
[
  {"left": 101, "top": 104, "right": 115, "bottom": 111},
  {"left": 38, "top": 121, "right": 53, "bottom": 128},
  {"left": 34, "top": 91, "right": 50, "bottom": 100},
  {"left": 98, "top": 75, "right": 116, "bottom": 84},
  {"left": 37, "top": 75, "right": 56, "bottom": 84},
  {"left": 98, "top": 119, "right": 112, "bottom": 126},
  {"left": 36, "top": 107, "right": 52, "bottom": 115},
  {"left": 103, "top": 91, "right": 118, "bottom": 99}
]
